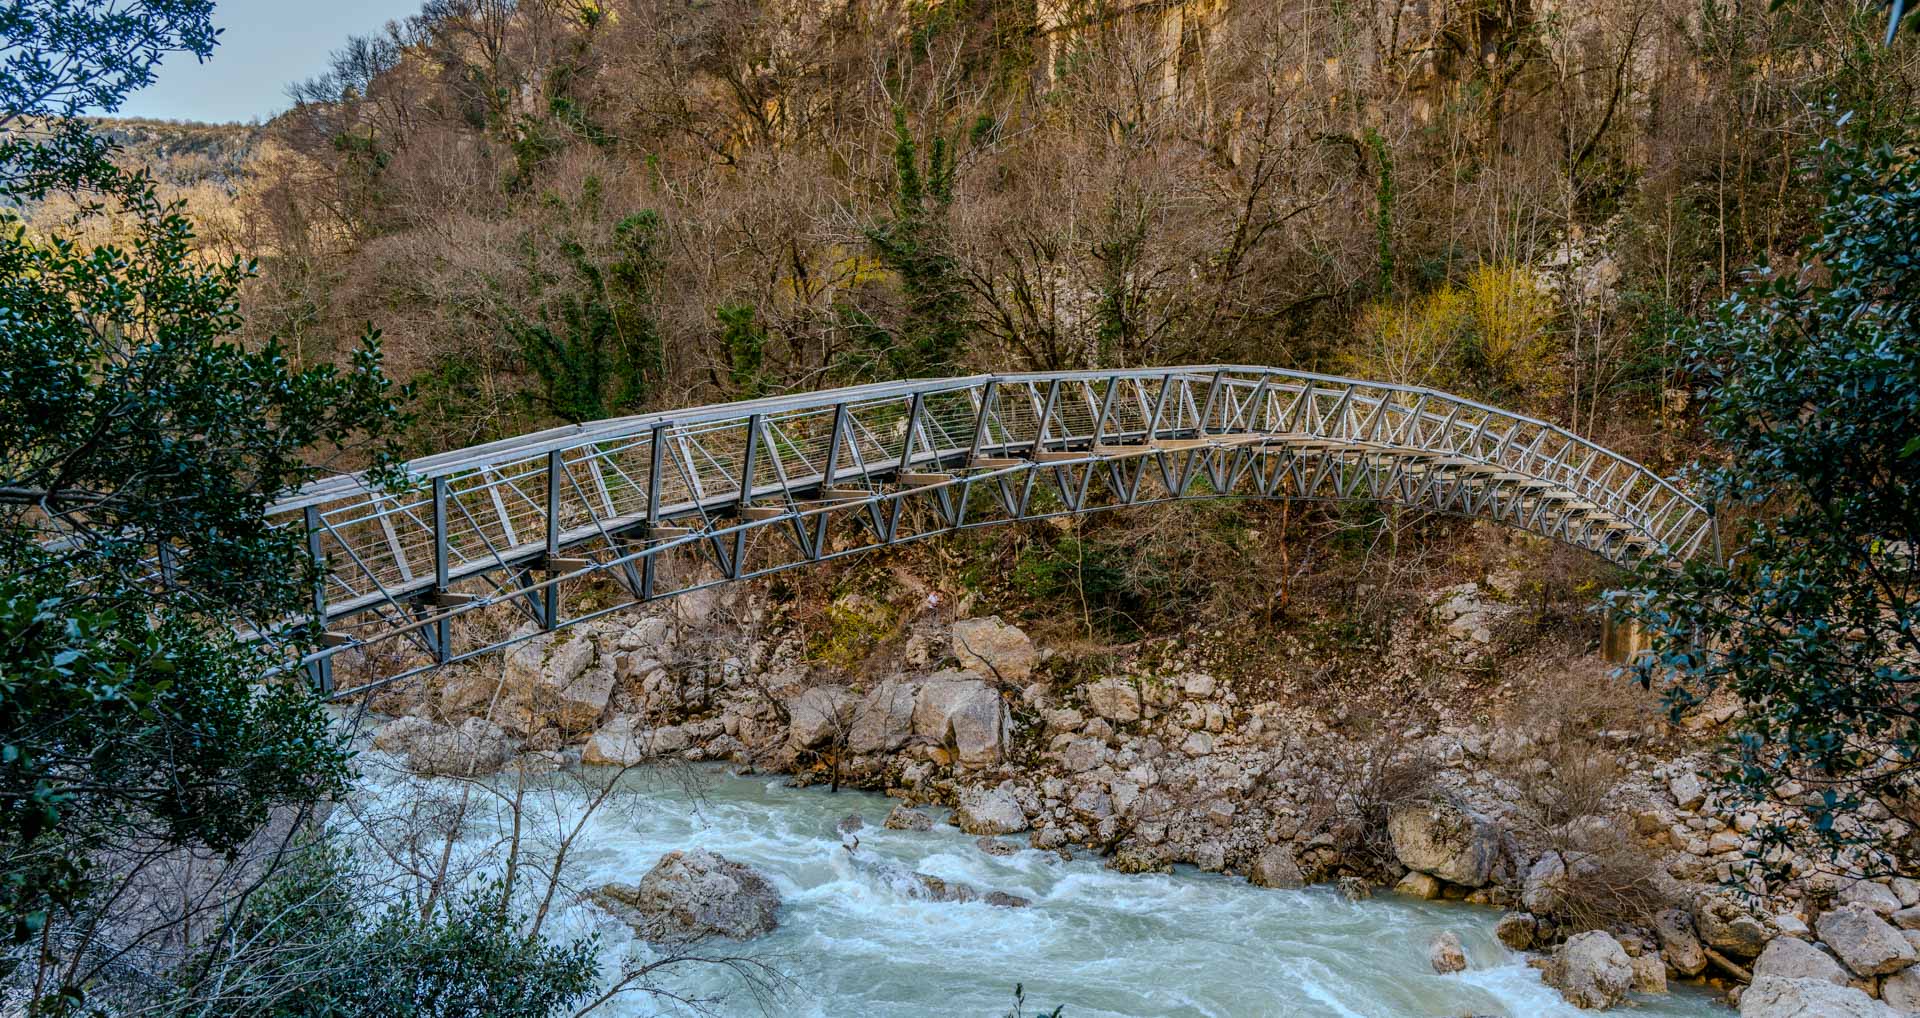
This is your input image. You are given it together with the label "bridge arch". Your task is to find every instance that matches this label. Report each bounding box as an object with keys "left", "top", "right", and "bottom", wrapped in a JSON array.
[{"left": 275, "top": 366, "right": 1714, "bottom": 693}]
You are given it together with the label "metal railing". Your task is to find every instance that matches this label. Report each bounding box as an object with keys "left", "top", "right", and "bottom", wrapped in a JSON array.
[{"left": 270, "top": 366, "right": 1715, "bottom": 694}]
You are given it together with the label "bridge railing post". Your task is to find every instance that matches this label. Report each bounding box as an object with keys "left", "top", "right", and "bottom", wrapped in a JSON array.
[
  {"left": 543, "top": 450, "right": 561, "bottom": 629},
  {"left": 303, "top": 505, "right": 333, "bottom": 695},
  {"left": 642, "top": 422, "right": 665, "bottom": 600},
  {"left": 432, "top": 476, "right": 451, "bottom": 663}
]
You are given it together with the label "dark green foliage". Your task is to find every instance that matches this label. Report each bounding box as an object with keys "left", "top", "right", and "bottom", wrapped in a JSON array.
[
  {"left": 173, "top": 843, "right": 599, "bottom": 1018},
  {"left": 1616, "top": 131, "right": 1920, "bottom": 875},
  {"left": 1, "top": 5, "right": 411, "bottom": 1008},
  {"left": 1365, "top": 128, "right": 1395, "bottom": 295},
  {"left": 511, "top": 201, "right": 664, "bottom": 423},
  {"left": 863, "top": 107, "right": 968, "bottom": 379},
  {"left": 717, "top": 300, "right": 772, "bottom": 398}
]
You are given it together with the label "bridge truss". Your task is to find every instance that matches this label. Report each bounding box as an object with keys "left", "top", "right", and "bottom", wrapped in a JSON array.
[{"left": 269, "top": 366, "right": 1716, "bottom": 694}]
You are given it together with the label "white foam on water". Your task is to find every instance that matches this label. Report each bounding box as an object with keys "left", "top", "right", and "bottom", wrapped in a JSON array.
[{"left": 341, "top": 763, "right": 1730, "bottom": 1018}]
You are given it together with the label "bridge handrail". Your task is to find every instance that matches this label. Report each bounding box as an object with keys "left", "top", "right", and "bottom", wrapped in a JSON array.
[{"left": 269, "top": 365, "right": 1708, "bottom": 523}]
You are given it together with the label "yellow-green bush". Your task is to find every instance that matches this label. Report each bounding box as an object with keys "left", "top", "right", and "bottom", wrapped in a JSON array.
[{"left": 1345, "top": 263, "right": 1559, "bottom": 409}]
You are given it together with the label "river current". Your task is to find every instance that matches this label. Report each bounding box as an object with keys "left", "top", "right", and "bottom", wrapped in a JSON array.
[{"left": 350, "top": 761, "right": 1728, "bottom": 1018}]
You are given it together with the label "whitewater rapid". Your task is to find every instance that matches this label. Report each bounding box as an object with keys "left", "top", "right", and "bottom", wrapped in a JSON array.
[{"left": 348, "top": 762, "right": 1728, "bottom": 1018}]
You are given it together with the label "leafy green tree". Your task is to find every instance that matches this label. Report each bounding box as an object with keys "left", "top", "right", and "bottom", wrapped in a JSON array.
[
  {"left": 512, "top": 206, "right": 664, "bottom": 423},
  {"left": 864, "top": 107, "right": 967, "bottom": 379},
  {"left": 716, "top": 300, "right": 771, "bottom": 398},
  {"left": 1616, "top": 132, "right": 1920, "bottom": 876}
]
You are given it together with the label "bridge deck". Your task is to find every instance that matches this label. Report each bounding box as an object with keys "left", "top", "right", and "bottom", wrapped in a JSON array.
[{"left": 265, "top": 366, "right": 1715, "bottom": 693}]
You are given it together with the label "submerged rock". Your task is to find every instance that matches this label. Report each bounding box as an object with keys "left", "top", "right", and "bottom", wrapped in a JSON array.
[
  {"left": 856, "top": 854, "right": 1029, "bottom": 908},
  {"left": 1429, "top": 930, "right": 1467, "bottom": 974},
  {"left": 884, "top": 804, "right": 933, "bottom": 831},
  {"left": 976, "top": 836, "right": 1017, "bottom": 858},
  {"left": 592, "top": 849, "right": 781, "bottom": 942}
]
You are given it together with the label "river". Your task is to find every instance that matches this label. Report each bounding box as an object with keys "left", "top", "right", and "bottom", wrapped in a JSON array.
[{"left": 350, "top": 761, "right": 1729, "bottom": 1018}]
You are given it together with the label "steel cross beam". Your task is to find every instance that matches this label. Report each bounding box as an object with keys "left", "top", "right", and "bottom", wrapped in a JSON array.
[{"left": 267, "top": 366, "right": 1715, "bottom": 696}]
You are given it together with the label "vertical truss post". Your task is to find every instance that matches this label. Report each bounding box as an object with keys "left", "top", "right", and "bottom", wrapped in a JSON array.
[
  {"left": 432, "top": 477, "right": 451, "bottom": 663},
  {"left": 303, "top": 505, "right": 333, "bottom": 695},
  {"left": 733, "top": 414, "right": 763, "bottom": 578},
  {"left": 968, "top": 380, "right": 999, "bottom": 463},
  {"left": 542, "top": 449, "right": 561, "bottom": 630},
  {"left": 890, "top": 392, "right": 927, "bottom": 540},
  {"left": 642, "top": 423, "right": 665, "bottom": 600},
  {"left": 1198, "top": 368, "right": 1226, "bottom": 435},
  {"left": 816, "top": 402, "right": 849, "bottom": 557}
]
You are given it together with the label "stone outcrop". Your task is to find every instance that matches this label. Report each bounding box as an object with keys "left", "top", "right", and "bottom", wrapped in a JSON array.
[
  {"left": 1545, "top": 930, "right": 1634, "bottom": 1010},
  {"left": 1817, "top": 904, "right": 1918, "bottom": 977},
  {"left": 1739, "top": 976, "right": 1898, "bottom": 1018},
  {"left": 951, "top": 616, "right": 1036, "bottom": 683},
  {"left": 591, "top": 849, "right": 781, "bottom": 941},
  {"left": 1388, "top": 801, "right": 1500, "bottom": 888}
]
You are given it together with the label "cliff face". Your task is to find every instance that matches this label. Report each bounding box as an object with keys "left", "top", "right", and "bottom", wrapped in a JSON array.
[{"left": 87, "top": 118, "right": 265, "bottom": 192}]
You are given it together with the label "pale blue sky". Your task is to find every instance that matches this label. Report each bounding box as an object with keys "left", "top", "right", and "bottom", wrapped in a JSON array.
[{"left": 113, "top": 0, "right": 422, "bottom": 123}]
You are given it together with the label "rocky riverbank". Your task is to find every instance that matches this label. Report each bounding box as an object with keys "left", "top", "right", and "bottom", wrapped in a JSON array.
[{"left": 355, "top": 574, "right": 1920, "bottom": 1015}]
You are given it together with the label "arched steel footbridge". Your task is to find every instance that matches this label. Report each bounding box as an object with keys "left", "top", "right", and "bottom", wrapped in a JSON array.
[{"left": 274, "top": 366, "right": 1715, "bottom": 693}]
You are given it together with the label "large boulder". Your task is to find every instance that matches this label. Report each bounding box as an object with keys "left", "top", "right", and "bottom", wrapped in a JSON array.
[
  {"left": 1653, "top": 908, "right": 1708, "bottom": 976},
  {"left": 1817, "top": 903, "right": 1918, "bottom": 977},
  {"left": 847, "top": 680, "right": 917, "bottom": 754},
  {"left": 1739, "top": 976, "right": 1898, "bottom": 1018},
  {"left": 1387, "top": 801, "right": 1501, "bottom": 888},
  {"left": 785, "top": 686, "right": 855, "bottom": 749},
  {"left": 912, "top": 672, "right": 1009, "bottom": 767},
  {"left": 583, "top": 714, "right": 689, "bottom": 766},
  {"left": 951, "top": 616, "right": 1036, "bottom": 683},
  {"left": 953, "top": 785, "right": 1027, "bottom": 835},
  {"left": 1083, "top": 678, "right": 1143, "bottom": 723},
  {"left": 591, "top": 849, "right": 780, "bottom": 941},
  {"left": 1545, "top": 930, "right": 1634, "bottom": 1010},
  {"left": 1247, "top": 846, "right": 1304, "bottom": 889},
  {"left": 1697, "top": 892, "right": 1773, "bottom": 958},
  {"left": 406, "top": 717, "right": 516, "bottom": 776},
  {"left": 1753, "top": 937, "right": 1851, "bottom": 988}
]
